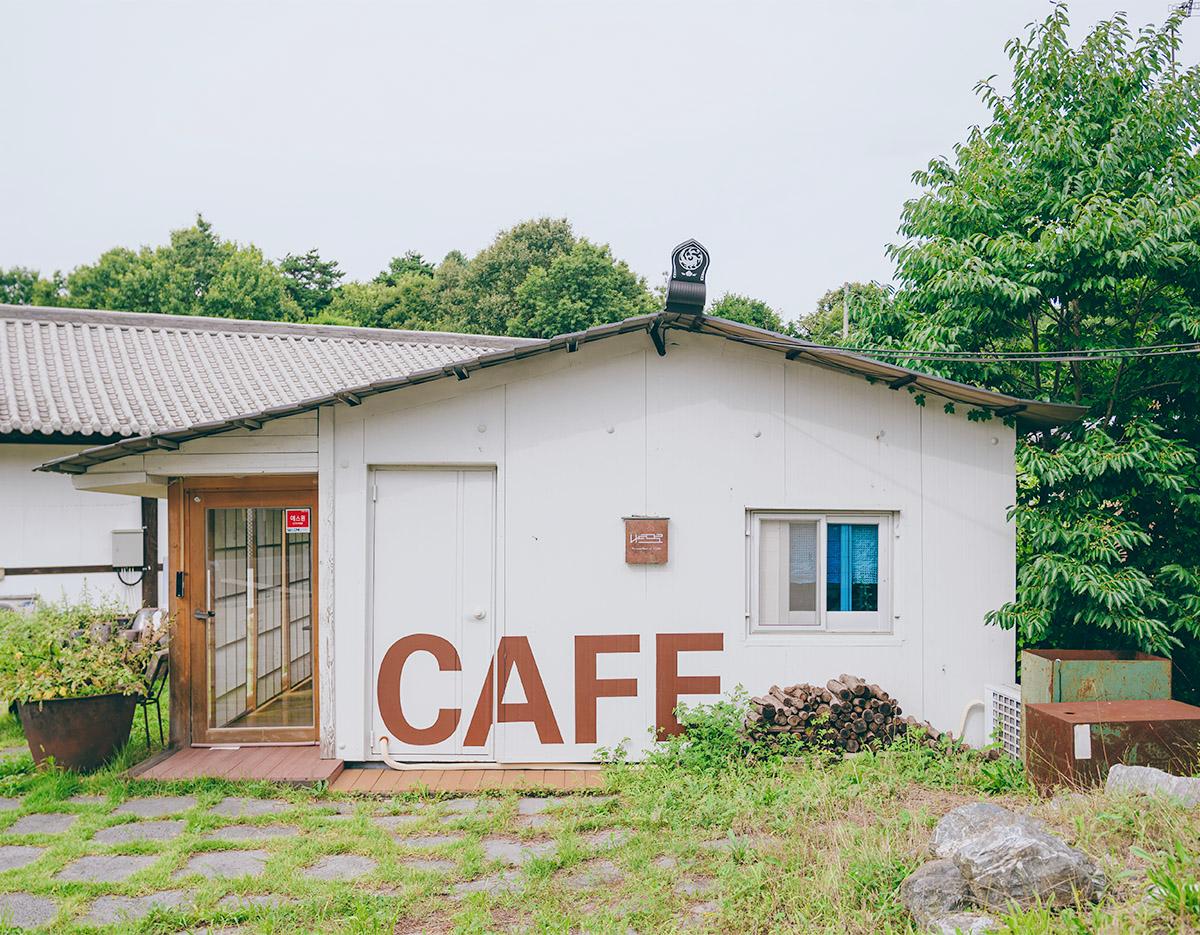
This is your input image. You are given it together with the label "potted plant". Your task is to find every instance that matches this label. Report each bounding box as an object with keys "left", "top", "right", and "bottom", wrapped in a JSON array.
[{"left": 0, "top": 595, "right": 164, "bottom": 772}]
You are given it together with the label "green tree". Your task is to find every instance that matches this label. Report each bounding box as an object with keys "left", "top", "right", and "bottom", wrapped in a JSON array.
[
  {"left": 854, "top": 6, "right": 1200, "bottom": 665},
  {"left": 799, "top": 282, "right": 892, "bottom": 345},
  {"left": 707, "top": 293, "right": 784, "bottom": 332},
  {"left": 60, "top": 216, "right": 300, "bottom": 320},
  {"left": 280, "top": 248, "right": 344, "bottom": 318},
  {"left": 458, "top": 218, "right": 576, "bottom": 335},
  {"left": 374, "top": 251, "right": 435, "bottom": 286},
  {"left": 512, "top": 239, "right": 657, "bottom": 338}
]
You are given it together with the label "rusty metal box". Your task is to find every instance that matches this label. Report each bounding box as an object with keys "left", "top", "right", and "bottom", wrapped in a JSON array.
[
  {"left": 1024, "top": 699, "right": 1200, "bottom": 792},
  {"left": 1021, "top": 649, "right": 1172, "bottom": 705}
]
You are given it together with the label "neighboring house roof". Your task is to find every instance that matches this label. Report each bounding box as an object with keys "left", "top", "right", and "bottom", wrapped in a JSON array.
[
  {"left": 0, "top": 304, "right": 531, "bottom": 440},
  {"left": 32, "top": 308, "right": 1087, "bottom": 476}
]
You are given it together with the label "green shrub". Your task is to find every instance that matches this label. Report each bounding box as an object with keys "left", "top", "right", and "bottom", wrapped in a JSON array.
[{"left": 0, "top": 596, "right": 160, "bottom": 703}]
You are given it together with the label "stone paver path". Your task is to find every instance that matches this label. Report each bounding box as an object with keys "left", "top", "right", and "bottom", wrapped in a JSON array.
[
  {"left": 0, "top": 892, "right": 57, "bottom": 929},
  {"left": 115, "top": 795, "right": 197, "bottom": 817},
  {"left": 57, "top": 854, "right": 158, "bottom": 882},
  {"left": 398, "top": 857, "right": 456, "bottom": 873},
  {"left": 0, "top": 845, "right": 44, "bottom": 872},
  {"left": 93, "top": 820, "right": 186, "bottom": 844},
  {"left": 209, "top": 797, "right": 289, "bottom": 818},
  {"left": 373, "top": 814, "right": 422, "bottom": 831},
  {"left": 442, "top": 798, "right": 484, "bottom": 814},
  {"left": 675, "top": 877, "right": 717, "bottom": 896},
  {"left": 0, "top": 798, "right": 20, "bottom": 811},
  {"left": 562, "top": 859, "right": 624, "bottom": 889},
  {"left": 581, "top": 828, "right": 632, "bottom": 849},
  {"left": 303, "top": 854, "right": 378, "bottom": 880},
  {"left": 82, "top": 890, "right": 192, "bottom": 925},
  {"left": 7, "top": 813, "right": 77, "bottom": 835},
  {"left": 453, "top": 868, "right": 523, "bottom": 897},
  {"left": 175, "top": 850, "right": 269, "bottom": 880},
  {"left": 217, "top": 893, "right": 284, "bottom": 910},
  {"left": 398, "top": 834, "right": 462, "bottom": 848},
  {"left": 67, "top": 794, "right": 109, "bottom": 805},
  {"left": 481, "top": 837, "right": 556, "bottom": 865},
  {"left": 201, "top": 823, "right": 297, "bottom": 841}
]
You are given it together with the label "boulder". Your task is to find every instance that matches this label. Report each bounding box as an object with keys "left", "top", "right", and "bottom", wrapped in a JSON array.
[
  {"left": 899, "top": 859, "right": 971, "bottom": 927},
  {"left": 928, "top": 913, "right": 997, "bottom": 934},
  {"left": 952, "top": 819, "right": 1105, "bottom": 910},
  {"left": 930, "top": 802, "right": 1045, "bottom": 860},
  {"left": 1106, "top": 764, "right": 1200, "bottom": 807}
]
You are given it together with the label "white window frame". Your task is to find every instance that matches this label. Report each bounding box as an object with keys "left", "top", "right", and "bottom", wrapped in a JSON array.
[{"left": 747, "top": 511, "right": 893, "bottom": 635}]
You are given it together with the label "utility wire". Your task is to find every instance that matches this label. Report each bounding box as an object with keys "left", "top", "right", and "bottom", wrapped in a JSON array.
[{"left": 803, "top": 342, "right": 1200, "bottom": 364}]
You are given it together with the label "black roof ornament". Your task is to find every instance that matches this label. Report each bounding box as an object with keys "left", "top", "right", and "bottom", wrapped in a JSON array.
[{"left": 664, "top": 239, "right": 709, "bottom": 314}]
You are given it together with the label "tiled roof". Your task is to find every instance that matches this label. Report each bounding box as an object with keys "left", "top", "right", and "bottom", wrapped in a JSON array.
[{"left": 0, "top": 304, "right": 530, "bottom": 438}]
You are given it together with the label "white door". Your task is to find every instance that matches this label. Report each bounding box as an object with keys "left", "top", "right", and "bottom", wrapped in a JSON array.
[{"left": 370, "top": 468, "right": 495, "bottom": 760}]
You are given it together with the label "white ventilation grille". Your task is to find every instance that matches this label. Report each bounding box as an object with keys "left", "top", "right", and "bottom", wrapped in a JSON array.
[{"left": 984, "top": 683, "right": 1021, "bottom": 758}]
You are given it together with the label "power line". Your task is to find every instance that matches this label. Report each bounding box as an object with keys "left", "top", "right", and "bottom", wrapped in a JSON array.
[{"left": 807, "top": 342, "right": 1200, "bottom": 364}]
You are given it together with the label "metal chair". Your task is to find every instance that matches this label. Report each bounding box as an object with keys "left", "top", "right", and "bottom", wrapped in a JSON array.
[{"left": 138, "top": 645, "right": 169, "bottom": 749}]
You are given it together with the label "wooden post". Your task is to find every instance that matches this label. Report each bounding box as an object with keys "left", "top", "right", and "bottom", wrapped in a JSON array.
[{"left": 141, "top": 497, "right": 159, "bottom": 608}]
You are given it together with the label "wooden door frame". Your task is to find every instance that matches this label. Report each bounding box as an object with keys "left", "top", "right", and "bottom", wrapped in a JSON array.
[{"left": 170, "top": 475, "right": 319, "bottom": 746}]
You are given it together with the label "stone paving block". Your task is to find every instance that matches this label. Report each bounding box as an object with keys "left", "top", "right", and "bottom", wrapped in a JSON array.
[
  {"left": 7, "top": 813, "right": 78, "bottom": 835},
  {"left": 442, "top": 798, "right": 484, "bottom": 814},
  {"left": 303, "top": 854, "right": 379, "bottom": 881},
  {"left": 398, "top": 857, "right": 456, "bottom": 873},
  {"left": 201, "top": 824, "right": 297, "bottom": 841},
  {"left": 217, "top": 893, "right": 284, "bottom": 910},
  {"left": 0, "top": 892, "right": 57, "bottom": 929},
  {"left": 453, "top": 868, "right": 524, "bottom": 897},
  {"left": 516, "top": 813, "right": 555, "bottom": 830},
  {"left": 580, "top": 828, "right": 631, "bottom": 849},
  {"left": 0, "top": 747, "right": 26, "bottom": 761},
  {"left": 115, "top": 796, "right": 197, "bottom": 818},
  {"left": 399, "top": 834, "right": 463, "bottom": 848},
  {"left": 517, "top": 797, "right": 557, "bottom": 815},
  {"left": 174, "top": 850, "right": 269, "bottom": 880},
  {"left": 373, "top": 814, "right": 423, "bottom": 831},
  {"left": 0, "top": 798, "right": 19, "bottom": 811},
  {"left": 652, "top": 855, "right": 679, "bottom": 870},
  {"left": 561, "top": 859, "right": 624, "bottom": 889},
  {"left": 675, "top": 877, "right": 716, "bottom": 897},
  {"left": 57, "top": 854, "right": 158, "bottom": 882},
  {"left": 93, "top": 820, "right": 186, "bottom": 844},
  {"left": 0, "top": 845, "right": 45, "bottom": 873},
  {"left": 209, "top": 797, "right": 290, "bottom": 818},
  {"left": 481, "top": 837, "right": 556, "bottom": 865},
  {"left": 82, "top": 889, "right": 192, "bottom": 924}
]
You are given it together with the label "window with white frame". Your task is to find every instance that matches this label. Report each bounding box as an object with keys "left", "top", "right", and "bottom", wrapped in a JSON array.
[{"left": 750, "top": 512, "right": 893, "bottom": 633}]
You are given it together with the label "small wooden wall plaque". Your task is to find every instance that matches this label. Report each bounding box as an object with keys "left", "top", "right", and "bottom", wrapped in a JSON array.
[{"left": 624, "top": 517, "right": 669, "bottom": 565}]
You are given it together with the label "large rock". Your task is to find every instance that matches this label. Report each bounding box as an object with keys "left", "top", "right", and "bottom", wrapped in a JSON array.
[
  {"left": 1106, "top": 764, "right": 1200, "bottom": 807},
  {"left": 899, "top": 859, "right": 971, "bottom": 926},
  {"left": 929, "top": 913, "right": 997, "bottom": 934},
  {"left": 930, "top": 803, "right": 1045, "bottom": 860},
  {"left": 952, "top": 819, "right": 1105, "bottom": 910}
]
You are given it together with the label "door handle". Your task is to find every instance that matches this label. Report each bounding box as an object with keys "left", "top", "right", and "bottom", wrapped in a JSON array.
[
  {"left": 193, "top": 610, "right": 215, "bottom": 621},
  {"left": 471, "top": 608, "right": 487, "bottom": 620}
]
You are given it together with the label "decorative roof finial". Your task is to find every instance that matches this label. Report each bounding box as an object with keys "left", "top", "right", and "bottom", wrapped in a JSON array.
[{"left": 664, "top": 239, "right": 709, "bottom": 314}]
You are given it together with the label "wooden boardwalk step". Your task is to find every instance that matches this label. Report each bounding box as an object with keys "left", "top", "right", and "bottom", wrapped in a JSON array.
[
  {"left": 329, "top": 767, "right": 605, "bottom": 793},
  {"left": 127, "top": 745, "right": 343, "bottom": 786}
]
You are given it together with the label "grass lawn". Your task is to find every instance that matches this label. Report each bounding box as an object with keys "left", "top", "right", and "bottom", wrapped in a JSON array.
[{"left": 0, "top": 707, "right": 1197, "bottom": 934}]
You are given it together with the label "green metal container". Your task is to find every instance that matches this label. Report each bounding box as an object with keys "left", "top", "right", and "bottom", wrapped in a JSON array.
[{"left": 1020, "top": 649, "right": 1172, "bottom": 762}]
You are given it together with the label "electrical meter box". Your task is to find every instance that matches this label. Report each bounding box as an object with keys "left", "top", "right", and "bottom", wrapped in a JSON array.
[{"left": 111, "top": 529, "right": 144, "bottom": 568}]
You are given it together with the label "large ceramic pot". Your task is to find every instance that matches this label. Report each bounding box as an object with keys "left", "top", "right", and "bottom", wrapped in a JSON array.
[{"left": 18, "top": 694, "right": 137, "bottom": 772}]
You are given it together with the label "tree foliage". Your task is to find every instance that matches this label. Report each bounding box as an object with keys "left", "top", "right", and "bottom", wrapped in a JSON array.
[
  {"left": 280, "top": 248, "right": 344, "bottom": 318},
  {"left": 798, "top": 282, "right": 892, "bottom": 345},
  {"left": 850, "top": 5, "right": 1200, "bottom": 665},
  {"left": 707, "top": 293, "right": 784, "bottom": 332}
]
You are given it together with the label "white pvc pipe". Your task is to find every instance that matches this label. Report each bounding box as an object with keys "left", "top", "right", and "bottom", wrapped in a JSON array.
[
  {"left": 957, "top": 699, "right": 985, "bottom": 744},
  {"left": 375, "top": 736, "right": 599, "bottom": 771}
]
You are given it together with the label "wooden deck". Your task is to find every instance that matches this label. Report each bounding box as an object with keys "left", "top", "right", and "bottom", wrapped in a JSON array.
[
  {"left": 329, "top": 767, "right": 605, "bottom": 794},
  {"left": 128, "top": 744, "right": 344, "bottom": 785}
]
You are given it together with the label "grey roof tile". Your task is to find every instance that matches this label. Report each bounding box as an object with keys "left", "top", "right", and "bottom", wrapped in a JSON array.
[{"left": 0, "top": 305, "right": 526, "bottom": 439}]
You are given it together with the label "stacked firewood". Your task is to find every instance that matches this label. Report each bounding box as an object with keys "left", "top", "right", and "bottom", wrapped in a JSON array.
[{"left": 746, "top": 674, "right": 947, "bottom": 754}]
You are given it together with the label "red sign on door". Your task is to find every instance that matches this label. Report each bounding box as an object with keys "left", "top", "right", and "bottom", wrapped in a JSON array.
[{"left": 285, "top": 508, "right": 310, "bottom": 534}]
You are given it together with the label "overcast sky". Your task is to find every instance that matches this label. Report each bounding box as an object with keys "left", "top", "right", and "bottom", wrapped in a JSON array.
[{"left": 2, "top": 2, "right": 1196, "bottom": 322}]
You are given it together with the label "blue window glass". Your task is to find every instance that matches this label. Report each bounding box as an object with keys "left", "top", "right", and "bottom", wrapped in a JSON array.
[{"left": 826, "top": 523, "right": 878, "bottom": 612}]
